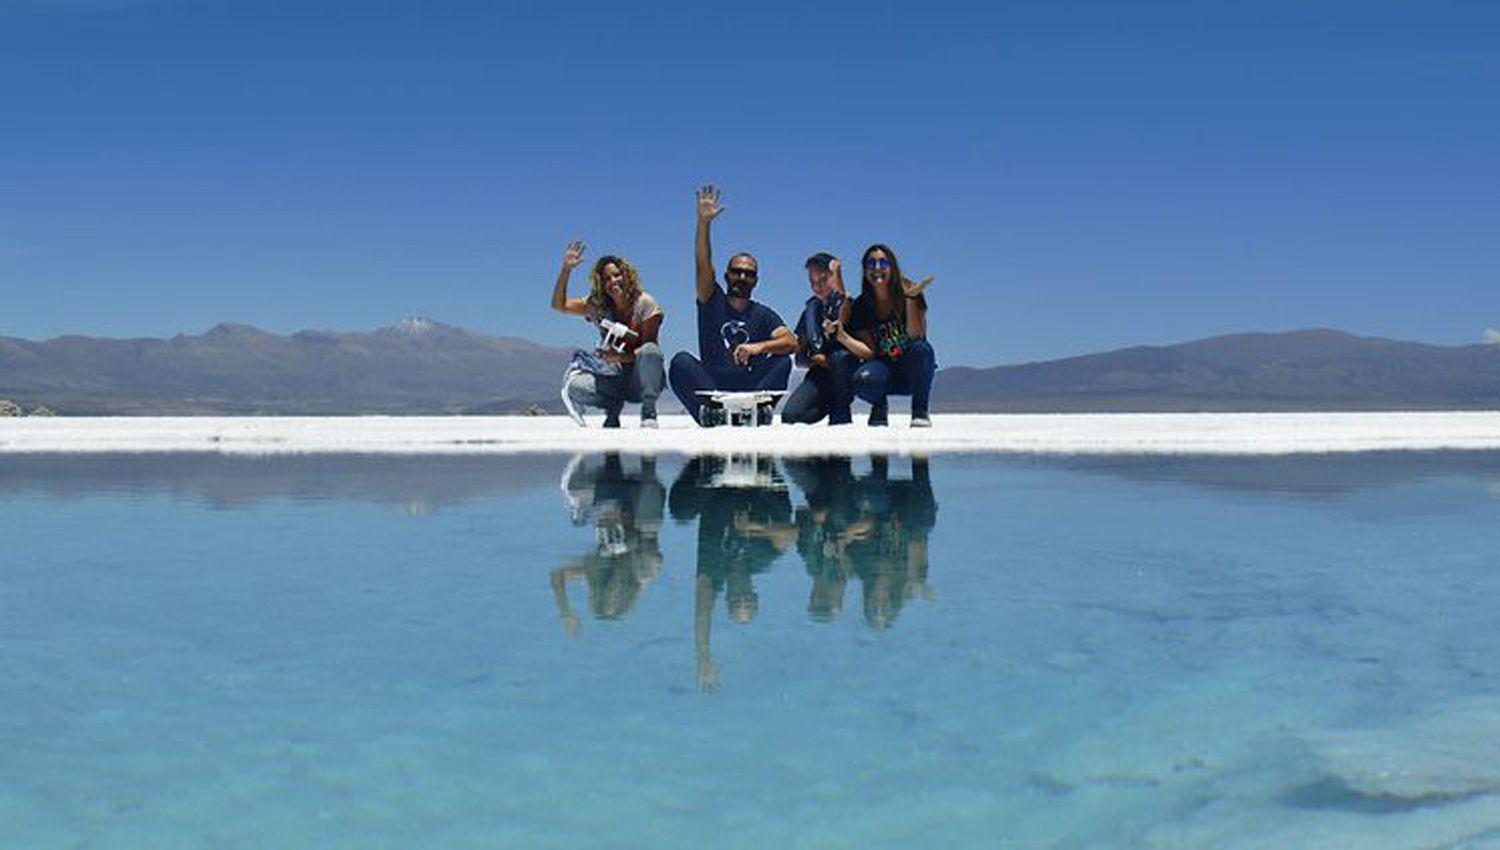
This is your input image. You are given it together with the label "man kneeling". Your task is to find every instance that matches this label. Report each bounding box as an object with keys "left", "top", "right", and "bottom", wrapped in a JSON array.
[{"left": 669, "top": 185, "right": 796, "bottom": 425}]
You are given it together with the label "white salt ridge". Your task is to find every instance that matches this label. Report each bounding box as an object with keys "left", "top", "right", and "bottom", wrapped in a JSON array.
[
  {"left": 4, "top": 412, "right": 1500, "bottom": 455},
  {"left": 1307, "top": 698, "right": 1500, "bottom": 802}
]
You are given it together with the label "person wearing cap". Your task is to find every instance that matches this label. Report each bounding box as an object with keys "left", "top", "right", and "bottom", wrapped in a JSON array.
[
  {"left": 781, "top": 252, "right": 863, "bottom": 425},
  {"left": 667, "top": 184, "right": 798, "bottom": 425}
]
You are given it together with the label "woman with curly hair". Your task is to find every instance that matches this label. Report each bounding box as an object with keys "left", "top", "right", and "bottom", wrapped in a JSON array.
[
  {"left": 550, "top": 240, "right": 665, "bottom": 428},
  {"left": 847, "top": 243, "right": 937, "bottom": 427}
]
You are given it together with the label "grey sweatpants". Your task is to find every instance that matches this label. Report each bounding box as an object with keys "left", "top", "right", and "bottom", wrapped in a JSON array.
[{"left": 564, "top": 343, "right": 666, "bottom": 418}]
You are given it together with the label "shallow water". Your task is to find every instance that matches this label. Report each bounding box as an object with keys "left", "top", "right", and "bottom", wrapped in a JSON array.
[{"left": 4, "top": 452, "right": 1500, "bottom": 849}]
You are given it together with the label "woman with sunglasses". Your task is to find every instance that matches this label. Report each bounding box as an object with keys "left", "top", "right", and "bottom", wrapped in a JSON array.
[{"left": 847, "top": 244, "right": 936, "bottom": 427}]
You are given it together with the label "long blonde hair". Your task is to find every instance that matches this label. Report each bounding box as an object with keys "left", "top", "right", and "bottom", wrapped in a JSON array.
[{"left": 588, "top": 255, "right": 643, "bottom": 318}]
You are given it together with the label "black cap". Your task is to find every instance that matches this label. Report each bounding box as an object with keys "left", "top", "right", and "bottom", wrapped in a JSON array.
[{"left": 804, "top": 252, "right": 836, "bottom": 271}]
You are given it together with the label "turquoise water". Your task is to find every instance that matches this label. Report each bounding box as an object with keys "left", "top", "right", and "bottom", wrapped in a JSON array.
[{"left": 5, "top": 452, "right": 1500, "bottom": 849}]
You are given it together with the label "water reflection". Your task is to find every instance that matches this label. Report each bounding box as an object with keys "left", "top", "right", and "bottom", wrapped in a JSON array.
[
  {"left": 666, "top": 454, "right": 936, "bottom": 689},
  {"left": 551, "top": 454, "right": 666, "bottom": 636}
]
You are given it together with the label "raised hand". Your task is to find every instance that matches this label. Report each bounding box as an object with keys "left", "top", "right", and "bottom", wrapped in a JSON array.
[
  {"left": 561, "top": 240, "right": 587, "bottom": 270},
  {"left": 696, "top": 184, "right": 725, "bottom": 222},
  {"left": 901, "top": 275, "right": 935, "bottom": 298}
]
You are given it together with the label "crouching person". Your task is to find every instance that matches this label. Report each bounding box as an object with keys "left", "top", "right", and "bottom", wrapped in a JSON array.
[
  {"left": 849, "top": 243, "right": 936, "bottom": 427},
  {"left": 669, "top": 185, "right": 797, "bottom": 425},
  {"left": 782, "top": 252, "right": 858, "bottom": 425},
  {"left": 551, "top": 240, "right": 665, "bottom": 428}
]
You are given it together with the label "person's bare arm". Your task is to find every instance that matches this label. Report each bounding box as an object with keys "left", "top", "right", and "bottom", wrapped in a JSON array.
[
  {"left": 694, "top": 185, "right": 725, "bottom": 305},
  {"left": 831, "top": 299, "right": 873, "bottom": 360},
  {"left": 695, "top": 573, "right": 718, "bottom": 692},
  {"left": 550, "top": 241, "right": 592, "bottom": 316},
  {"left": 731, "top": 325, "right": 798, "bottom": 365},
  {"left": 902, "top": 275, "right": 933, "bottom": 338}
]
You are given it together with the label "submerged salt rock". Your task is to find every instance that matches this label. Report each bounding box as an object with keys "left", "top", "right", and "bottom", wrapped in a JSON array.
[
  {"left": 1148, "top": 792, "right": 1500, "bottom": 850},
  {"left": 1308, "top": 697, "right": 1500, "bottom": 801}
]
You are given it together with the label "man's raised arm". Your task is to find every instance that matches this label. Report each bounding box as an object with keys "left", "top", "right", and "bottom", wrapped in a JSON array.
[{"left": 694, "top": 184, "right": 725, "bottom": 305}]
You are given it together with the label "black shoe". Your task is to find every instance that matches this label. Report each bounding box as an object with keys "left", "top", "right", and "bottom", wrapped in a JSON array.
[
  {"left": 603, "top": 412, "right": 622, "bottom": 429},
  {"left": 868, "top": 405, "right": 889, "bottom": 427}
]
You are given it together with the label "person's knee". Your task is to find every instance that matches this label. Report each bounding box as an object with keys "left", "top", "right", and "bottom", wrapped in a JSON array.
[
  {"left": 669, "top": 351, "right": 697, "bottom": 377},
  {"left": 636, "top": 342, "right": 663, "bottom": 362},
  {"left": 565, "top": 373, "right": 594, "bottom": 404},
  {"left": 853, "top": 365, "right": 886, "bottom": 401}
]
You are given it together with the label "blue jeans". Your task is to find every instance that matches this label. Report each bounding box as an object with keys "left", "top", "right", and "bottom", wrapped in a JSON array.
[
  {"left": 781, "top": 349, "right": 856, "bottom": 425},
  {"left": 852, "top": 338, "right": 936, "bottom": 417},
  {"left": 668, "top": 351, "right": 793, "bottom": 425}
]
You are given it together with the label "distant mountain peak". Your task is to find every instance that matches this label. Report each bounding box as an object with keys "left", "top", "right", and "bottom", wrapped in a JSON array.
[
  {"left": 197, "top": 322, "right": 275, "bottom": 342},
  {"left": 377, "top": 316, "right": 460, "bottom": 339}
]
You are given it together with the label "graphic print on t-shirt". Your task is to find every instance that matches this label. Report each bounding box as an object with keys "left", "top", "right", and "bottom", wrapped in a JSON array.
[{"left": 721, "top": 320, "right": 750, "bottom": 352}]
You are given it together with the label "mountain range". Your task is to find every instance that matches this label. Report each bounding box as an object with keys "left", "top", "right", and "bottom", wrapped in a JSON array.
[{"left": 2, "top": 321, "right": 1497, "bottom": 415}]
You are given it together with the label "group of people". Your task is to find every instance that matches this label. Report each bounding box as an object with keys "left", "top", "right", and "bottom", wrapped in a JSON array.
[{"left": 550, "top": 185, "right": 937, "bottom": 428}]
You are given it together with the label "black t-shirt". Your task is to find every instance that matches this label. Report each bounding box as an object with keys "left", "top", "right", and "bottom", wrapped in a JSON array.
[
  {"left": 696, "top": 285, "right": 787, "bottom": 372},
  {"left": 850, "top": 293, "right": 920, "bottom": 361}
]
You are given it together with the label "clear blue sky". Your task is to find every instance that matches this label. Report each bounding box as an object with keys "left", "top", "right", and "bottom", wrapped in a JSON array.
[{"left": 2, "top": 0, "right": 1496, "bottom": 366}]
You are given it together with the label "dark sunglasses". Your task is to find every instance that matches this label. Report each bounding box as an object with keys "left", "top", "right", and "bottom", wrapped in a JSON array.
[
  {"left": 863, "top": 258, "right": 892, "bottom": 270},
  {"left": 727, "top": 267, "right": 758, "bottom": 279}
]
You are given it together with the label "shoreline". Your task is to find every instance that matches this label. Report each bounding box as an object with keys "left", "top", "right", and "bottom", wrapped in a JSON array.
[{"left": 5, "top": 412, "right": 1500, "bottom": 456}]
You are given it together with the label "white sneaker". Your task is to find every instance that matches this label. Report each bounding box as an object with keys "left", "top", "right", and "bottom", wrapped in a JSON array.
[
  {"left": 560, "top": 370, "right": 587, "bottom": 427},
  {"left": 640, "top": 417, "right": 659, "bottom": 429},
  {"left": 911, "top": 415, "right": 932, "bottom": 428}
]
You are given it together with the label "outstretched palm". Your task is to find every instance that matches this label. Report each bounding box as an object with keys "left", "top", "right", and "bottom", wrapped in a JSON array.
[
  {"left": 901, "top": 275, "right": 935, "bottom": 298},
  {"left": 696, "top": 184, "right": 725, "bottom": 221},
  {"left": 561, "top": 240, "right": 586, "bottom": 270}
]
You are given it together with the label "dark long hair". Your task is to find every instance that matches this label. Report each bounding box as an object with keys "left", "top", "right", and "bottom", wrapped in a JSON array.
[{"left": 857, "top": 243, "right": 905, "bottom": 316}]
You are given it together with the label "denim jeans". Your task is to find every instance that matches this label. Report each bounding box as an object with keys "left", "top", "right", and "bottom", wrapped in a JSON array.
[{"left": 852, "top": 338, "right": 936, "bottom": 417}]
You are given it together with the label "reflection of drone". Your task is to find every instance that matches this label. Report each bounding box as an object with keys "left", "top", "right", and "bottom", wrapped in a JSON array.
[
  {"left": 696, "top": 390, "right": 785, "bottom": 428},
  {"left": 702, "top": 454, "right": 788, "bottom": 491}
]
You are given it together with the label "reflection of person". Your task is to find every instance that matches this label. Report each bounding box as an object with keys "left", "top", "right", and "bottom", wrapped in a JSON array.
[
  {"left": 784, "top": 455, "right": 939, "bottom": 629},
  {"left": 848, "top": 455, "right": 937, "bottom": 629},
  {"left": 848, "top": 244, "right": 937, "bottom": 427},
  {"left": 551, "top": 241, "right": 666, "bottom": 429},
  {"left": 669, "top": 455, "right": 794, "bottom": 690},
  {"left": 784, "top": 456, "right": 870, "bottom": 620},
  {"left": 668, "top": 185, "right": 798, "bottom": 425},
  {"left": 551, "top": 454, "right": 665, "bottom": 637},
  {"left": 782, "top": 253, "right": 860, "bottom": 426}
]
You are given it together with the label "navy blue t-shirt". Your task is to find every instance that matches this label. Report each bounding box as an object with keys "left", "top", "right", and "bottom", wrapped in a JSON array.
[{"left": 696, "top": 285, "right": 787, "bottom": 372}]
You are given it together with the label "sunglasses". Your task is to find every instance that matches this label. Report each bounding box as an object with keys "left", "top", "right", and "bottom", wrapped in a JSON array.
[
  {"left": 863, "top": 258, "right": 892, "bottom": 270},
  {"left": 727, "top": 268, "right": 758, "bottom": 280}
]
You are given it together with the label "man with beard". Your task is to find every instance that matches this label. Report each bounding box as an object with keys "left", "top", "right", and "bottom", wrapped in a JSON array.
[{"left": 668, "top": 185, "right": 797, "bottom": 425}]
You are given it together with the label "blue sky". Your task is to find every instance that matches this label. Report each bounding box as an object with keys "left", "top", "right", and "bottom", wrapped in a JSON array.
[{"left": 2, "top": 0, "right": 1496, "bottom": 366}]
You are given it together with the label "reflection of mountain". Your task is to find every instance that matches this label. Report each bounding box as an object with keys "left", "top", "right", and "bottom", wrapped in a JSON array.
[
  {"left": 551, "top": 454, "right": 666, "bottom": 630},
  {"left": 0, "top": 453, "right": 565, "bottom": 512},
  {"left": 1053, "top": 452, "right": 1500, "bottom": 498}
]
